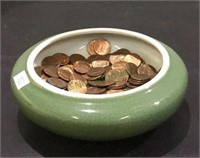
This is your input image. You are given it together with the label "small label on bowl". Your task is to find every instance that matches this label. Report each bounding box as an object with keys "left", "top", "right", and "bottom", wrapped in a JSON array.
[{"left": 13, "top": 70, "right": 30, "bottom": 90}]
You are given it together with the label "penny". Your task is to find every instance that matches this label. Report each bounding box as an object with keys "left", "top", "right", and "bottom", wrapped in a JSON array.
[
  {"left": 111, "top": 61, "right": 128, "bottom": 70},
  {"left": 58, "top": 65, "right": 74, "bottom": 74},
  {"left": 126, "top": 82, "right": 137, "bottom": 88},
  {"left": 57, "top": 69, "right": 71, "bottom": 81},
  {"left": 137, "top": 63, "right": 156, "bottom": 77},
  {"left": 67, "top": 80, "right": 87, "bottom": 93},
  {"left": 47, "top": 77, "right": 67, "bottom": 89},
  {"left": 88, "top": 80, "right": 115, "bottom": 87},
  {"left": 69, "top": 54, "right": 86, "bottom": 64},
  {"left": 123, "top": 54, "right": 141, "bottom": 67},
  {"left": 70, "top": 73, "right": 87, "bottom": 84},
  {"left": 113, "top": 48, "right": 131, "bottom": 55},
  {"left": 43, "top": 66, "right": 58, "bottom": 77},
  {"left": 41, "top": 74, "right": 49, "bottom": 81},
  {"left": 131, "top": 74, "right": 150, "bottom": 81},
  {"left": 109, "top": 54, "right": 125, "bottom": 64},
  {"left": 53, "top": 53, "right": 69, "bottom": 65},
  {"left": 34, "top": 66, "right": 44, "bottom": 77},
  {"left": 87, "top": 54, "right": 109, "bottom": 63},
  {"left": 73, "top": 61, "right": 90, "bottom": 74},
  {"left": 91, "top": 60, "right": 110, "bottom": 68},
  {"left": 132, "top": 53, "right": 145, "bottom": 63},
  {"left": 42, "top": 56, "right": 60, "bottom": 67},
  {"left": 126, "top": 63, "right": 138, "bottom": 75},
  {"left": 105, "top": 69, "right": 129, "bottom": 82},
  {"left": 106, "top": 89, "right": 124, "bottom": 94},
  {"left": 86, "top": 86, "right": 106, "bottom": 94},
  {"left": 93, "top": 39, "right": 111, "bottom": 55},
  {"left": 87, "top": 67, "right": 106, "bottom": 77},
  {"left": 107, "top": 81, "right": 127, "bottom": 90},
  {"left": 128, "top": 78, "right": 146, "bottom": 86},
  {"left": 87, "top": 39, "right": 97, "bottom": 55}
]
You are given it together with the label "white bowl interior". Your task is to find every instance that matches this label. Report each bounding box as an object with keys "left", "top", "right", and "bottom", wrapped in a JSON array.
[{"left": 27, "top": 28, "right": 169, "bottom": 99}]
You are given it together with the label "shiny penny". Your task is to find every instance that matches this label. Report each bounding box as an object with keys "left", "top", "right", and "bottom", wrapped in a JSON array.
[
  {"left": 106, "top": 89, "right": 124, "bottom": 94},
  {"left": 87, "top": 39, "right": 97, "bottom": 55},
  {"left": 93, "top": 39, "right": 111, "bottom": 55},
  {"left": 123, "top": 54, "right": 141, "bottom": 67},
  {"left": 67, "top": 79, "right": 87, "bottom": 93},
  {"left": 91, "top": 60, "right": 110, "bottom": 68}
]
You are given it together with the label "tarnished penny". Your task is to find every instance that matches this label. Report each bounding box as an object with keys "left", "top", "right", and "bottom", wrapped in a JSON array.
[
  {"left": 43, "top": 66, "right": 58, "bottom": 77},
  {"left": 87, "top": 39, "right": 97, "bottom": 55},
  {"left": 128, "top": 78, "right": 146, "bottom": 86},
  {"left": 34, "top": 66, "right": 44, "bottom": 77},
  {"left": 107, "top": 81, "right": 127, "bottom": 90},
  {"left": 105, "top": 69, "right": 129, "bottom": 82},
  {"left": 126, "top": 63, "right": 138, "bottom": 75},
  {"left": 69, "top": 54, "right": 86, "bottom": 64},
  {"left": 137, "top": 63, "right": 157, "bottom": 77},
  {"left": 113, "top": 48, "right": 131, "bottom": 55},
  {"left": 86, "top": 86, "right": 106, "bottom": 94},
  {"left": 109, "top": 54, "right": 125, "bottom": 64},
  {"left": 53, "top": 53, "right": 69, "bottom": 65},
  {"left": 67, "top": 79, "right": 87, "bottom": 93},
  {"left": 91, "top": 60, "right": 109, "bottom": 68},
  {"left": 73, "top": 61, "right": 90, "bottom": 74},
  {"left": 106, "top": 89, "right": 124, "bottom": 94},
  {"left": 42, "top": 56, "right": 60, "bottom": 67},
  {"left": 123, "top": 54, "right": 141, "bottom": 67},
  {"left": 47, "top": 77, "right": 67, "bottom": 89},
  {"left": 126, "top": 82, "right": 137, "bottom": 88},
  {"left": 57, "top": 69, "right": 71, "bottom": 81},
  {"left": 111, "top": 61, "right": 128, "bottom": 70},
  {"left": 93, "top": 39, "right": 111, "bottom": 55},
  {"left": 131, "top": 74, "right": 150, "bottom": 81},
  {"left": 88, "top": 80, "right": 115, "bottom": 87},
  {"left": 87, "top": 67, "right": 105, "bottom": 77}
]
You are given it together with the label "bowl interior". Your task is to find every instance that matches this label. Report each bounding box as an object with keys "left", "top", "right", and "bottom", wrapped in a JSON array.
[
  {"left": 34, "top": 33, "right": 162, "bottom": 70},
  {"left": 27, "top": 28, "right": 169, "bottom": 98}
]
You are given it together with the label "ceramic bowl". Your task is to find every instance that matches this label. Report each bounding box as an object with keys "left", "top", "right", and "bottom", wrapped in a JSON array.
[{"left": 11, "top": 28, "right": 188, "bottom": 141}]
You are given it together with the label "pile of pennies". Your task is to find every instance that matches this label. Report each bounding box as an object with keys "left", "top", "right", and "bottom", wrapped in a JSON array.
[{"left": 34, "top": 38, "right": 158, "bottom": 94}]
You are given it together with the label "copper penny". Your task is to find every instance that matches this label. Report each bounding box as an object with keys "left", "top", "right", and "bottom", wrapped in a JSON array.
[
  {"left": 47, "top": 77, "right": 67, "bottom": 89},
  {"left": 70, "top": 73, "right": 87, "bottom": 84},
  {"left": 91, "top": 60, "right": 109, "bottom": 68},
  {"left": 123, "top": 54, "right": 141, "bottom": 67},
  {"left": 107, "top": 81, "right": 127, "bottom": 90},
  {"left": 131, "top": 74, "right": 150, "bottom": 81},
  {"left": 126, "top": 63, "right": 138, "bottom": 75},
  {"left": 73, "top": 61, "right": 90, "bottom": 74},
  {"left": 105, "top": 69, "right": 129, "bottom": 82},
  {"left": 126, "top": 82, "right": 137, "bottom": 88},
  {"left": 87, "top": 39, "right": 97, "bottom": 55},
  {"left": 109, "top": 54, "right": 125, "bottom": 64},
  {"left": 57, "top": 69, "right": 71, "bottom": 81},
  {"left": 86, "top": 86, "right": 106, "bottom": 94},
  {"left": 67, "top": 79, "right": 87, "bottom": 93},
  {"left": 111, "top": 61, "right": 128, "bottom": 70},
  {"left": 113, "top": 48, "right": 131, "bottom": 55},
  {"left": 43, "top": 66, "right": 58, "bottom": 77},
  {"left": 42, "top": 56, "right": 60, "bottom": 67},
  {"left": 137, "top": 63, "right": 156, "bottom": 77},
  {"left": 87, "top": 67, "right": 106, "bottom": 77},
  {"left": 53, "top": 53, "right": 69, "bottom": 65},
  {"left": 58, "top": 65, "right": 74, "bottom": 74},
  {"left": 88, "top": 80, "right": 115, "bottom": 87},
  {"left": 69, "top": 54, "right": 86, "bottom": 64},
  {"left": 128, "top": 78, "right": 146, "bottom": 86},
  {"left": 34, "top": 66, "right": 44, "bottom": 77},
  {"left": 93, "top": 39, "right": 111, "bottom": 55}
]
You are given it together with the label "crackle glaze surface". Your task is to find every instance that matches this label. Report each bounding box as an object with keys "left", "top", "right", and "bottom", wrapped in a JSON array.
[{"left": 10, "top": 30, "right": 188, "bottom": 141}]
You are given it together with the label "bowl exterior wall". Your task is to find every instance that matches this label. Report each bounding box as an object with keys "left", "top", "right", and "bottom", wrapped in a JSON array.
[{"left": 11, "top": 41, "right": 188, "bottom": 141}]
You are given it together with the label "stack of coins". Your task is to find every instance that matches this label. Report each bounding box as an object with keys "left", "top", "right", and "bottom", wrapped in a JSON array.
[{"left": 34, "top": 38, "right": 158, "bottom": 94}]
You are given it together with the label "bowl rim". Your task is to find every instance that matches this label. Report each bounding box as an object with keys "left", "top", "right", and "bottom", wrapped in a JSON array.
[{"left": 27, "top": 28, "right": 170, "bottom": 99}]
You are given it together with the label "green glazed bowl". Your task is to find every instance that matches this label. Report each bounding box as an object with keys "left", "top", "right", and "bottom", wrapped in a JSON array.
[{"left": 11, "top": 28, "right": 188, "bottom": 141}]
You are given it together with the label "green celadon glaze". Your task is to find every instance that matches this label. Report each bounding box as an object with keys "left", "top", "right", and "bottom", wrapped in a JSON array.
[{"left": 10, "top": 41, "right": 188, "bottom": 141}]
